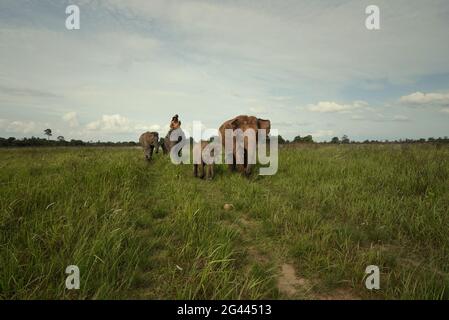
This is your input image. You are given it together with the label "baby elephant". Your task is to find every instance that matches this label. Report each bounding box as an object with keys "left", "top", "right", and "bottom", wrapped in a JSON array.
[
  {"left": 139, "top": 131, "right": 159, "bottom": 161},
  {"left": 193, "top": 141, "right": 215, "bottom": 180}
]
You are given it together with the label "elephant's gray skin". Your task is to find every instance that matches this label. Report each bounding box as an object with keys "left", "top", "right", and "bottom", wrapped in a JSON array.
[
  {"left": 193, "top": 141, "right": 215, "bottom": 180},
  {"left": 218, "top": 115, "right": 270, "bottom": 176},
  {"left": 139, "top": 131, "right": 159, "bottom": 161}
]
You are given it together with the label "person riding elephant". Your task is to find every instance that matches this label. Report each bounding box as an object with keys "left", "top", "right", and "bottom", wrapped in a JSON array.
[
  {"left": 170, "top": 114, "right": 181, "bottom": 130},
  {"left": 163, "top": 114, "right": 186, "bottom": 157},
  {"left": 139, "top": 131, "right": 159, "bottom": 161},
  {"left": 219, "top": 115, "right": 270, "bottom": 176}
]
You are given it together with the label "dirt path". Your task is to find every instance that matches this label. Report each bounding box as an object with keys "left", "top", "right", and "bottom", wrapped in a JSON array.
[{"left": 229, "top": 205, "right": 360, "bottom": 300}]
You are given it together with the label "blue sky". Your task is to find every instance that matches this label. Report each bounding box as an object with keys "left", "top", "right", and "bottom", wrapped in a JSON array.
[{"left": 1, "top": 0, "right": 448, "bottom": 141}]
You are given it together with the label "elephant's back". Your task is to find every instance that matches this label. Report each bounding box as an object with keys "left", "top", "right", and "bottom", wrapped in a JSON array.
[{"left": 139, "top": 131, "right": 156, "bottom": 146}]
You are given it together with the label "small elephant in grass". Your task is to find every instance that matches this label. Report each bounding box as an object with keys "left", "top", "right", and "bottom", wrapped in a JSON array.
[
  {"left": 162, "top": 128, "right": 186, "bottom": 157},
  {"left": 139, "top": 131, "right": 159, "bottom": 161},
  {"left": 193, "top": 141, "right": 215, "bottom": 180}
]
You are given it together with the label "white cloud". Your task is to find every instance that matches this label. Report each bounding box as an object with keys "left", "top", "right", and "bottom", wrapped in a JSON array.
[
  {"left": 249, "top": 106, "right": 267, "bottom": 114},
  {"left": 351, "top": 113, "right": 410, "bottom": 122},
  {"left": 305, "top": 130, "right": 334, "bottom": 138},
  {"left": 351, "top": 115, "right": 366, "bottom": 120},
  {"left": 149, "top": 124, "right": 161, "bottom": 131},
  {"left": 5, "top": 120, "right": 37, "bottom": 134},
  {"left": 105, "top": 1, "right": 449, "bottom": 83},
  {"left": 86, "top": 114, "right": 132, "bottom": 133},
  {"left": 273, "top": 120, "right": 311, "bottom": 127},
  {"left": 62, "top": 112, "right": 79, "bottom": 128},
  {"left": 399, "top": 91, "right": 449, "bottom": 106},
  {"left": 85, "top": 114, "right": 162, "bottom": 135},
  {"left": 134, "top": 124, "right": 161, "bottom": 132},
  {"left": 392, "top": 115, "right": 410, "bottom": 122},
  {"left": 307, "top": 101, "right": 368, "bottom": 113}
]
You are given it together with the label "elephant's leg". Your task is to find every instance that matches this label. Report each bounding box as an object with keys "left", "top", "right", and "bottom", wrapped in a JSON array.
[
  {"left": 144, "top": 147, "right": 151, "bottom": 161},
  {"left": 236, "top": 151, "right": 245, "bottom": 173},
  {"left": 244, "top": 149, "right": 252, "bottom": 176},
  {"left": 208, "top": 164, "right": 214, "bottom": 180},
  {"left": 205, "top": 164, "right": 210, "bottom": 180},
  {"left": 162, "top": 141, "right": 168, "bottom": 155},
  {"left": 155, "top": 143, "right": 159, "bottom": 154},
  {"left": 193, "top": 164, "right": 198, "bottom": 177},
  {"left": 236, "top": 165, "right": 245, "bottom": 172},
  {"left": 245, "top": 163, "right": 252, "bottom": 176},
  {"left": 225, "top": 152, "right": 235, "bottom": 172},
  {"left": 200, "top": 162, "right": 206, "bottom": 179},
  {"left": 149, "top": 146, "right": 154, "bottom": 160}
]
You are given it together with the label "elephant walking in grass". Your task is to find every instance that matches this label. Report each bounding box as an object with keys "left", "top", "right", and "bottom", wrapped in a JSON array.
[
  {"left": 139, "top": 131, "right": 159, "bottom": 161},
  {"left": 193, "top": 141, "right": 215, "bottom": 180},
  {"left": 219, "top": 115, "right": 270, "bottom": 176}
]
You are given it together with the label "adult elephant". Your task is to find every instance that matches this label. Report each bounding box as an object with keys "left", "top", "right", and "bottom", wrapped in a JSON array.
[
  {"left": 139, "top": 131, "right": 159, "bottom": 161},
  {"left": 219, "top": 115, "right": 270, "bottom": 176}
]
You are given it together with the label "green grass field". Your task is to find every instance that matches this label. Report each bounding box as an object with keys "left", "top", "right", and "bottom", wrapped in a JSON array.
[{"left": 1, "top": 144, "right": 448, "bottom": 299}]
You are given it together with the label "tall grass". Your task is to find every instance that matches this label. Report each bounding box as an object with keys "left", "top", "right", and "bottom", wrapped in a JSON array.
[{"left": 0, "top": 144, "right": 448, "bottom": 299}]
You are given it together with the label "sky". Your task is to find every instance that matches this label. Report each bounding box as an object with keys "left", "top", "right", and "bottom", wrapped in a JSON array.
[{"left": 0, "top": 0, "right": 448, "bottom": 142}]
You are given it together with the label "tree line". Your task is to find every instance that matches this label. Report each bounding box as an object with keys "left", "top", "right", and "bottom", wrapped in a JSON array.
[
  {"left": 1, "top": 128, "right": 448, "bottom": 148},
  {"left": 278, "top": 134, "right": 449, "bottom": 145},
  {"left": 0, "top": 136, "right": 138, "bottom": 148}
]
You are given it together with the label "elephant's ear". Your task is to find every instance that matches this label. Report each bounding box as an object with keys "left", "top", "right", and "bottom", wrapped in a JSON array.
[
  {"left": 230, "top": 118, "right": 240, "bottom": 128},
  {"left": 257, "top": 119, "right": 271, "bottom": 132}
]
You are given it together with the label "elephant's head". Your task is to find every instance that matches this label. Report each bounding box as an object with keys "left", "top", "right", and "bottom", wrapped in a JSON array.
[
  {"left": 227, "top": 116, "right": 271, "bottom": 137},
  {"left": 139, "top": 131, "right": 159, "bottom": 146},
  {"left": 139, "top": 131, "right": 159, "bottom": 161},
  {"left": 147, "top": 132, "right": 159, "bottom": 148}
]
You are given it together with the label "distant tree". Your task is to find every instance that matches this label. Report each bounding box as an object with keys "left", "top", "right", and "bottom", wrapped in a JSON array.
[
  {"left": 57, "top": 136, "right": 65, "bottom": 142},
  {"left": 208, "top": 136, "right": 219, "bottom": 143},
  {"left": 278, "top": 135, "right": 286, "bottom": 144},
  {"left": 331, "top": 136, "right": 340, "bottom": 144},
  {"left": 44, "top": 129, "right": 52, "bottom": 140},
  {"left": 302, "top": 135, "right": 313, "bottom": 143},
  {"left": 341, "top": 135, "right": 350, "bottom": 144},
  {"left": 70, "top": 139, "right": 84, "bottom": 146},
  {"left": 293, "top": 135, "right": 314, "bottom": 143}
]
